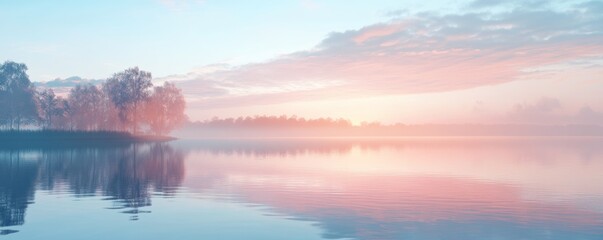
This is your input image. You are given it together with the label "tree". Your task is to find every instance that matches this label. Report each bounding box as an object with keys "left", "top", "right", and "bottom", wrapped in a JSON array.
[
  {"left": 0, "top": 61, "right": 39, "bottom": 130},
  {"left": 104, "top": 67, "right": 152, "bottom": 134},
  {"left": 68, "top": 84, "right": 106, "bottom": 131},
  {"left": 143, "top": 82, "right": 187, "bottom": 135},
  {"left": 1, "top": 61, "right": 187, "bottom": 135},
  {"left": 53, "top": 98, "right": 73, "bottom": 130},
  {"left": 37, "top": 89, "right": 60, "bottom": 128}
]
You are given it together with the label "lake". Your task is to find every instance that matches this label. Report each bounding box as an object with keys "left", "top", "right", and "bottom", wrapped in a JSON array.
[{"left": 1, "top": 137, "right": 602, "bottom": 239}]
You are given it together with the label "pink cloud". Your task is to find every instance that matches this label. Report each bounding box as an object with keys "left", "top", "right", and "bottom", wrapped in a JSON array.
[
  {"left": 353, "top": 22, "right": 409, "bottom": 44},
  {"left": 166, "top": 2, "right": 603, "bottom": 110},
  {"left": 502, "top": 97, "right": 603, "bottom": 125}
]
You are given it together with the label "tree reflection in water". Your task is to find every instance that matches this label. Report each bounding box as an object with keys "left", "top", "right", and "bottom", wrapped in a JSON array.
[
  {"left": 0, "top": 143, "right": 186, "bottom": 227},
  {"left": 0, "top": 151, "right": 37, "bottom": 230}
]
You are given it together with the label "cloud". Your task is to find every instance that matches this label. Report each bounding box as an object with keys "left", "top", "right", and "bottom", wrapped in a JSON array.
[
  {"left": 505, "top": 97, "right": 603, "bottom": 125},
  {"left": 299, "top": 0, "right": 321, "bottom": 10},
  {"left": 575, "top": 106, "right": 603, "bottom": 125},
  {"left": 35, "top": 76, "right": 104, "bottom": 88},
  {"left": 468, "top": 0, "right": 548, "bottom": 9},
  {"left": 507, "top": 97, "right": 562, "bottom": 124},
  {"left": 513, "top": 97, "right": 562, "bottom": 115},
  {"left": 158, "top": 0, "right": 204, "bottom": 11},
  {"left": 166, "top": 1, "right": 603, "bottom": 109},
  {"left": 34, "top": 76, "right": 105, "bottom": 97}
]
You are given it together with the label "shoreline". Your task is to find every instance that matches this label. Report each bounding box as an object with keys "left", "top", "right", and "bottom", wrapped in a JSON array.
[{"left": 0, "top": 130, "right": 176, "bottom": 148}]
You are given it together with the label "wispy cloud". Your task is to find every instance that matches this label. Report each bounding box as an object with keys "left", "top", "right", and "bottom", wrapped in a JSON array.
[
  {"left": 158, "top": 0, "right": 204, "bottom": 11},
  {"left": 468, "top": 0, "right": 548, "bottom": 9},
  {"left": 163, "top": 0, "right": 603, "bottom": 109},
  {"left": 299, "top": 0, "right": 321, "bottom": 10},
  {"left": 501, "top": 97, "right": 603, "bottom": 125}
]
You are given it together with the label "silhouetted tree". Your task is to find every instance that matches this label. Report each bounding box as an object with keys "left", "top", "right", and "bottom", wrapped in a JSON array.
[
  {"left": 68, "top": 84, "right": 107, "bottom": 131},
  {"left": 1, "top": 61, "right": 185, "bottom": 135},
  {"left": 0, "top": 61, "right": 38, "bottom": 130},
  {"left": 56, "top": 98, "right": 73, "bottom": 130},
  {"left": 37, "top": 89, "right": 60, "bottom": 129}
]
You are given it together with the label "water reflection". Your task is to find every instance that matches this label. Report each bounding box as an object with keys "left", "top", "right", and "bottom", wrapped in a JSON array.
[
  {"left": 178, "top": 137, "right": 603, "bottom": 159},
  {"left": 181, "top": 138, "right": 603, "bottom": 239},
  {"left": 0, "top": 143, "right": 185, "bottom": 228},
  {"left": 0, "top": 152, "right": 37, "bottom": 229},
  {"left": 1, "top": 138, "right": 603, "bottom": 239}
]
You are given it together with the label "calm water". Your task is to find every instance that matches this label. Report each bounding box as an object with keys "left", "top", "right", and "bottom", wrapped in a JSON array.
[{"left": 1, "top": 138, "right": 603, "bottom": 240}]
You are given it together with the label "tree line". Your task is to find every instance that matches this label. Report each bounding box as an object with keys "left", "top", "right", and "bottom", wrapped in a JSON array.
[
  {"left": 0, "top": 61, "right": 186, "bottom": 135},
  {"left": 197, "top": 115, "right": 354, "bottom": 128}
]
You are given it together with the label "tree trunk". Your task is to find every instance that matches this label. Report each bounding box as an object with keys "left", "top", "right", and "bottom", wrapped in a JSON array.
[{"left": 133, "top": 102, "right": 137, "bottom": 134}]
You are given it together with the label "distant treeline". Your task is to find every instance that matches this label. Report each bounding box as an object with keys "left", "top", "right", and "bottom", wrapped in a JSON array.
[
  {"left": 198, "top": 115, "right": 355, "bottom": 128},
  {"left": 182, "top": 115, "right": 603, "bottom": 137},
  {"left": 0, "top": 61, "right": 186, "bottom": 135}
]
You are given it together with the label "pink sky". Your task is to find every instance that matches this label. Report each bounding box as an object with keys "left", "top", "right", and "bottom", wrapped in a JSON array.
[{"left": 156, "top": 1, "right": 603, "bottom": 124}]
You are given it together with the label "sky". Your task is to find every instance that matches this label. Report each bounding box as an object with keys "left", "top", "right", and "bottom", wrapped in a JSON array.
[{"left": 2, "top": 0, "right": 602, "bottom": 124}]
